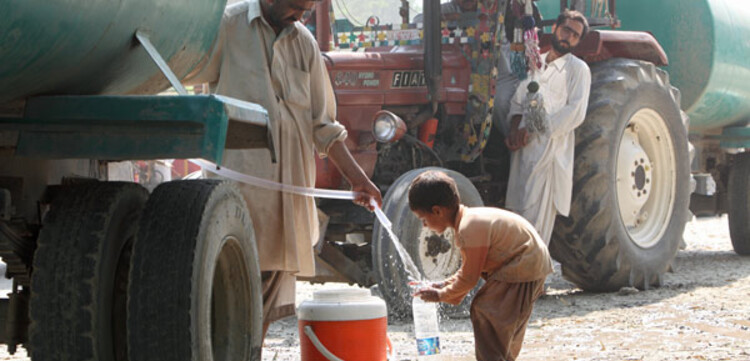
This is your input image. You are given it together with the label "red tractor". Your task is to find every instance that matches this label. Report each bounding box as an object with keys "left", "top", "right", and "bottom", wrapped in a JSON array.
[{"left": 307, "top": 0, "right": 690, "bottom": 318}]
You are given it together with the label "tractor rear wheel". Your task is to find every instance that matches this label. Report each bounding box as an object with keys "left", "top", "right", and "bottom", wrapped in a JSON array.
[
  {"left": 29, "top": 182, "right": 148, "bottom": 361},
  {"left": 728, "top": 152, "right": 750, "bottom": 255},
  {"left": 550, "top": 58, "right": 691, "bottom": 291},
  {"left": 372, "top": 167, "right": 483, "bottom": 319},
  {"left": 128, "top": 180, "right": 263, "bottom": 361}
]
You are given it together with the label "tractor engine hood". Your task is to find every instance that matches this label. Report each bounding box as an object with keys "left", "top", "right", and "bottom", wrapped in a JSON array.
[{"left": 323, "top": 46, "right": 470, "bottom": 108}]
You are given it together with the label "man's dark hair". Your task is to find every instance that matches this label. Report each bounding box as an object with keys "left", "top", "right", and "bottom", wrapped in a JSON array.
[
  {"left": 408, "top": 171, "right": 460, "bottom": 213},
  {"left": 556, "top": 9, "right": 589, "bottom": 39}
]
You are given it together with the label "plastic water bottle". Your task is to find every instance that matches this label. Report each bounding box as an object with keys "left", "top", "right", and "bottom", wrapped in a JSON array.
[
  {"left": 412, "top": 296, "right": 440, "bottom": 357},
  {"left": 523, "top": 81, "right": 548, "bottom": 140}
]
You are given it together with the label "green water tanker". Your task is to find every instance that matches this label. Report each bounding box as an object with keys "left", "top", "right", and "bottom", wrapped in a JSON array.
[
  {"left": 0, "top": 1, "right": 270, "bottom": 360},
  {"left": 0, "top": 0, "right": 223, "bottom": 104}
]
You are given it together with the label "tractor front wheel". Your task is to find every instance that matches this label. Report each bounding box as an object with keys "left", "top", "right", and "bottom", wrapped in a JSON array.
[{"left": 372, "top": 167, "right": 483, "bottom": 319}]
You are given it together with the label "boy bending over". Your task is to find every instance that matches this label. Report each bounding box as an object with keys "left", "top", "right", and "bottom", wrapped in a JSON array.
[{"left": 409, "top": 170, "right": 552, "bottom": 361}]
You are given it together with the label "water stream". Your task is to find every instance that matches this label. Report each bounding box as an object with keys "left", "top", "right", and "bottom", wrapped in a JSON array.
[{"left": 372, "top": 201, "right": 423, "bottom": 284}]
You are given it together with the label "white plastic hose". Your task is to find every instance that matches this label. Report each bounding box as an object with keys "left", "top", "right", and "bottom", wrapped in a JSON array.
[
  {"left": 372, "top": 198, "right": 392, "bottom": 229},
  {"left": 192, "top": 159, "right": 358, "bottom": 200}
]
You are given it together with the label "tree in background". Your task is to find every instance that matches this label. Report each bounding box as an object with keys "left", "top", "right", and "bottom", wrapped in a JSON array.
[{"left": 331, "top": 0, "right": 432, "bottom": 25}]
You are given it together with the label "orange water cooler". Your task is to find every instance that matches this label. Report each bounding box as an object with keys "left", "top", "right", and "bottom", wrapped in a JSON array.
[{"left": 298, "top": 289, "right": 391, "bottom": 361}]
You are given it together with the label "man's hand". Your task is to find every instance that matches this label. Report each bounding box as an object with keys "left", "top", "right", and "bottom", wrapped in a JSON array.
[
  {"left": 351, "top": 178, "right": 382, "bottom": 211},
  {"left": 327, "top": 141, "right": 383, "bottom": 211},
  {"left": 505, "top": 128, "right": 529, "bottom": 151},
  {"left": 505, "top": 115, "right": 529, "bottom": 151}
]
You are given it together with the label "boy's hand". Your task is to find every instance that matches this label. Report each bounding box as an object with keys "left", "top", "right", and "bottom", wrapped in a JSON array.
[
  {"left": 412, "top": 287, "right": 440, "bottom": 302},
  {"left": 413, "top": 288, "right": 440, "bottom": 302},
  {"left": 409, "top": 280, "right": 445, "bottom": 302}
]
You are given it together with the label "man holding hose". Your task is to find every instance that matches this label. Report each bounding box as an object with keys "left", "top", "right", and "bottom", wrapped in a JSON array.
[{"left": 187, "top": 0, "right": 382, "bottom": 346}]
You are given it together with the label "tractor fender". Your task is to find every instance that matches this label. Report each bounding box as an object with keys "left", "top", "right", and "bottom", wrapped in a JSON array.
[{"left": 541, "top": 30, "right": 668, "bottom": 67}]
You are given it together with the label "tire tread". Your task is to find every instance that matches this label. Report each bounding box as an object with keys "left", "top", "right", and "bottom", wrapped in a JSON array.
[
  {"left": 30, "top": 182, "right": 147, "bottom": 361},
  {"left": 550, "top": 58, "right": 690, "bottom": 291}
]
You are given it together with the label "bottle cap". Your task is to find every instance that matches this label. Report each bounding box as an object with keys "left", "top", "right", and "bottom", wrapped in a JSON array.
[{"left": 527, "top": 81, "right": 539, "bottom": 93}]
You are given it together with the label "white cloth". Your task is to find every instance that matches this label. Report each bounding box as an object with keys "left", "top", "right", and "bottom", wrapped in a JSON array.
[
  {"left": 493, "top": 41, "right": 519, "bottom": 136},
  {"left": 187, "top": 0, "right": 347, "bottom": 276},
  {"left": 505, "top": 52, "right": 591, "bottom": 244}
]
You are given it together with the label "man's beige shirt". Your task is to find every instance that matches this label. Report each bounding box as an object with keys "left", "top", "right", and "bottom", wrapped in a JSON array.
[{"left": 188, "top": 0, "right": 347, "bottom": 276}]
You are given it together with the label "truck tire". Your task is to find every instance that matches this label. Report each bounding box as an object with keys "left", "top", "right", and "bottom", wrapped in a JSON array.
[
  {"left": 728, "top": 152, "right": 750, "bottom": 255},
  {"left": 372, "top": 167, "right": 483, "bottom": 319},
  {"left": 128, "top": 180, "right": 263, "bottom": 361},
  {"left": 29, "top": 182, "right": 148, "bottom": 361},
  {"left": 550, "top": 58, "right": 690, "bottom": 291}
]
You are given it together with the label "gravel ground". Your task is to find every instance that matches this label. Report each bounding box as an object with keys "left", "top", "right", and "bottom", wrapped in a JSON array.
[
  {"left": 262, "top": 215, "right": 750, "bottom": 360},
  {"left": 0, "top": 216, "right": 746, "bottom": 360}
]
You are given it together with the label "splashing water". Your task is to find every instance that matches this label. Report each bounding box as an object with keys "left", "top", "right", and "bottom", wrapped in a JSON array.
[{"left": 372, "top": 199, "right": 423, "bottom": 283}]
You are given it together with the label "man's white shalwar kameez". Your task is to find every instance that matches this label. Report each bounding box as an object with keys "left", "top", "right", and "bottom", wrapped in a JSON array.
[{"left": 505, "top": 52, "right": 591, "bottom": 244}]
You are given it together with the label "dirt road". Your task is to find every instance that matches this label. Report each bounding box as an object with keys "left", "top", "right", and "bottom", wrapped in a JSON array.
[
  {"left": 0, "top": 216, "right": 746, "bottom": 360},
  {"left": 263, "top": 215, "right": 750, "bottom": 360}
]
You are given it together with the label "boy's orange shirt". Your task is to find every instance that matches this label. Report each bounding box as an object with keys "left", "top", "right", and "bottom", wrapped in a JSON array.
[{"left": 437, "top": 206, "right": 553, "bottom": 305}]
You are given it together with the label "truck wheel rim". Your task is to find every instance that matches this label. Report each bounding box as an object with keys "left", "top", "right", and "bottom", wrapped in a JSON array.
[
  {"left": 616, "top": 108, "right": 677, "bottom": 248},
  {"left": 417, "top": 227, "right": 462, "bottom": 280},
  {"left": 210, "top": 236, "right": 252, "bottom": 360}
]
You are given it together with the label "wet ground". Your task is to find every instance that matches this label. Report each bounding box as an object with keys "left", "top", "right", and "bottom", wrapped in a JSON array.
[{"left": 264, "top": 215, "right": 750, "bottom": 360}]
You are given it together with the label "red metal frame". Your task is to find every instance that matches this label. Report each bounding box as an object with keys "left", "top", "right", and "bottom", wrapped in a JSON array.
[
  {"left": 541, "top": 30, "right": 668, "bottom": 66},
  {"left": 315, "top": 46, "right": 472, "bottom": 188}
]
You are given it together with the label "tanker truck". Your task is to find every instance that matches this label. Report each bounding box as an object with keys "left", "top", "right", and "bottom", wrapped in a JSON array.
[
  {"left": 302, "top": 0, "right": 747, "bottom": 318},
  {"left": 1, "top": 0, "right": 271, "bottom": 360}
]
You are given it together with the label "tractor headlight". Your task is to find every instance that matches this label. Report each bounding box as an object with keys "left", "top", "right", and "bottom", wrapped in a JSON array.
[{"left": 372, "top": 110, "right": 406, "bottom": 143}]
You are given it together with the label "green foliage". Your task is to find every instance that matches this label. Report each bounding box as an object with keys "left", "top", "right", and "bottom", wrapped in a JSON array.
[{"left": 330, "top": 0, "right": 427, "bottom": 26}]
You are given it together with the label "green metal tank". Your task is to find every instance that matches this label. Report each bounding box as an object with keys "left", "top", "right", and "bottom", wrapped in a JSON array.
[
  {"left": 537, "top": 0, "right": 750, "bottom": 131},
  {"left": 0, "top": 0, "right": 226, "bottom": 105}
]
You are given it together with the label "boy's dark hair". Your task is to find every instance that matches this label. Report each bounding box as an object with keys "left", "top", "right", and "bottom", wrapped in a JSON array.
[
  {"left": 556, "top": 9, "right": 589, "bottom": 39},
  {"left": 408, "top": 171, "right": 460, "bottom": 213}
]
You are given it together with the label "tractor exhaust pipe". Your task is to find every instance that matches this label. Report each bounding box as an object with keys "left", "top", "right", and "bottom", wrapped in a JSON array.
[
  {"left": 423, "top": 0, "right": 442, "bottom": 116},
  {"left": 316, "top": 0, "right": 332, "bottom": 52}
]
